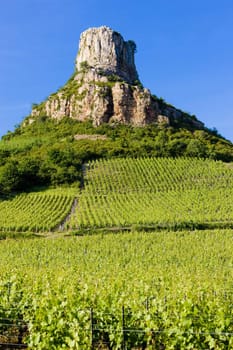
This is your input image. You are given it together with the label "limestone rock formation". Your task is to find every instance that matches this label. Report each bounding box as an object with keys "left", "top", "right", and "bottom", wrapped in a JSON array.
[
  {"left": 76, "top": 26, "right": 138, "bottom": 84},
  {"left": 30, "top": 26, "right": 204, "bottom": 129}
]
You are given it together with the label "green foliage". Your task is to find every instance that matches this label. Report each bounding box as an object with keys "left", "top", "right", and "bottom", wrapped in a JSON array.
[
  {"left": 133, "top": 79, "right": 143, "bottom": 88},
  {"left": 1, "top": 230, "right": 233, "bottom": 348},
  {"left": 79, "top": 60, "right": 90, "bottom": 71},
  {"left": 107, "top": 74, "right": 123, "bottom": 82},
  {"left": 0, "top": 116, "right": 233, "bottom": 194},
  {"left": 0, "top": 160, "right": 21, "bottom": 193},
  {"left": 57, "top": 77, "right": 82, "bottom": 99},
  {"left": 93, "top": 80, "right": 116, "bottom": 88},
  {"left": 1, "top": 156, "right": 233, "bottom": 233},
  {"left": 186, "top": 138, "right": 208, "bottom": 157},
  {"left": 0, "top": 187, "right": 76, "bottom": 232},
  {"left": 70, "top": 158, "right": 233, "bottom": 229},
  {"left": 69, "top": 157, "right": 233, "bottom": 230}
]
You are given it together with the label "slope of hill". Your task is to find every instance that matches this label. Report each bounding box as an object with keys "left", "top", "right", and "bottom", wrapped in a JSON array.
[
  {"left": 69, "top": 157, "right": 233, "bottom": 231},
  {"left": 0, "top": 187, "right": 76, "bottom": 233},
  {"left": 1, "top": 26, "right": 233, "bottom": 350},
  {"left": 29, "top": 26, "right": 204, "bottom": 129},
  {"left": 1, "top": 26, "right": 233, "bottom": 195},
  {"left": 0, "top": 156, "right": 232, "bottom": 234},
  {"left": 1, "top": 117, "right": 233, "bottom": 196}
]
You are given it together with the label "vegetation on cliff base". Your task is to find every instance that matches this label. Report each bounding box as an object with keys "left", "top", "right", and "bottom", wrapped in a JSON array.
[{"left": 0, "top": 117, "right": 232, "bottom": 194}]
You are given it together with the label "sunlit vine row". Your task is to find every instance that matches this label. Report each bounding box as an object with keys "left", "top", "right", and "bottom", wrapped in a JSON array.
[
  {"left": 69, "top": 157, "right": 233, "bottom": 229},
  {"left": 1, "top": 230, "right": 233, "bottom": 348},
  {"left": 84, "top": 157, "right": 233, "bottom": 193},
  {"left": 0, "top": 188, "right": 76, "bottom": 232}
]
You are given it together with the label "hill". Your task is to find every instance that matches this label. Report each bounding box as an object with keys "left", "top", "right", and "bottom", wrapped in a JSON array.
[
  {"left": 28, "top": 26, "right": 204, "bottom": 129},
  {"left": 1, "top": 26, "right": 233, "bottom": 195},
  {"left": 2, "top": 26, "right": 233, "bottom": 350},
  {"left": 69, "top": 157, "right": 233, "bottom": 231},
  {"left": 0, "top": 117, "right": 233, "bottom": 196},
  {"left": 0, "top": 156, "right": 232, "bottom": 234}
]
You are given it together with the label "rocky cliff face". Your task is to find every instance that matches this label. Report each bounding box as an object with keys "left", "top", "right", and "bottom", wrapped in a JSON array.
[
  {"left": 76, "top": 26, "right": 138, "bottom": 84},
  {"left": 30, "top": 26, "right": 204, "bottom": 129}
]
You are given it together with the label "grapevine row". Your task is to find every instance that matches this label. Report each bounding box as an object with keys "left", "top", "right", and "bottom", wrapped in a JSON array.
[
  {"left": 0, "top": 188, "right": 76, "bottom": 232},
  {"left": 69, "top": 157, "right": 233, "bottom": 229},
  {"left": 1, "top": 230, "right": 233, "bottom": 348}
]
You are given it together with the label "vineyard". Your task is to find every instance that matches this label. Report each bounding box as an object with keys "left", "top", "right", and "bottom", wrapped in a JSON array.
[
  {"left": 1, "top": 230, "right": 233, "bottom": 349},
  {"left": 69, "top": 157, "right": 233, "bottom": 230},
  {"left": 0, "top": 157, "right": 233, "bottom": 233},
  {"left": 0, "top": 188, "right": 76, "bottom": 232},
  {"left": 0, "top": 157, "right": 233, "bottom": 348}
]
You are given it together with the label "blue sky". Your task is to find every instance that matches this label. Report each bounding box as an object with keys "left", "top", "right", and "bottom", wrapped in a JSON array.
[{"left": 0, "top": 0, "right": 233, "bottom": 141}]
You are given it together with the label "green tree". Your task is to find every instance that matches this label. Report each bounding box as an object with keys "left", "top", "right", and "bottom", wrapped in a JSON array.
[{"left": 186, "top": 139, "right": 207, "bottom": 157}]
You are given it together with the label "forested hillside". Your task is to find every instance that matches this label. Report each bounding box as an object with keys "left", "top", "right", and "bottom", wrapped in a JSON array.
[{"left": 0, "top": 117, "right": 233, "bottom": 195}]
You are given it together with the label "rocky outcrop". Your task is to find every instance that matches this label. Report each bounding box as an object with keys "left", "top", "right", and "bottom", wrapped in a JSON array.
[
  {"left": 76, "top": 26, "right": 138, "bottom": 84},
  {"left": 34, "top": 79, "right": 164, "bottom": 127},
  {"left": 111, "top": 84, "right": 160, "bottom": 125},
  {"left": 30, "top": 26, "right": 204, "bottom": 129}
]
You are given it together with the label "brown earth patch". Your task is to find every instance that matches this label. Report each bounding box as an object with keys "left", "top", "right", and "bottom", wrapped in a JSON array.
[{"left": 74, "top": 134, "right": 107, "bottom": 141}]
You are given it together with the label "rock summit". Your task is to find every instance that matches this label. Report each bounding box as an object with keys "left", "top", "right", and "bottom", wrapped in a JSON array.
[
  {"left": 76, "top": 26, "right": 138, "bottom": 84},
  {"left": 30, "top": 26, "right": 204, "bottom": 128}
]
